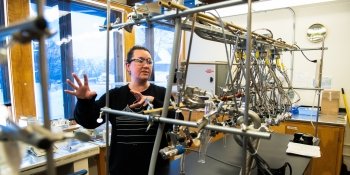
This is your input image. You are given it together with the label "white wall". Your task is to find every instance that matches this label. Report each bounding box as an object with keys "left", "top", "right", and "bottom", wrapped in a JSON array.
[{"left": 186, "top": 1, "right": 350, "bottom": 107}]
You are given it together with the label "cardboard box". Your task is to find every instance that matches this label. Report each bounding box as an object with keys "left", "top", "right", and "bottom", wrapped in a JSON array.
[{"left": 321, "top": 90, "right": 340, "bottom": 115}]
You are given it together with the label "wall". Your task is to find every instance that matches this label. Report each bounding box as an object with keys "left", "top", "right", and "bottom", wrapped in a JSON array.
[{"left": 186, "top": 1, "right": 350, "bottom": 108}]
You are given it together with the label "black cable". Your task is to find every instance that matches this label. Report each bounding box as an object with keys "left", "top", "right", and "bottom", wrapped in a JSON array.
[
  {"left": 293, "top": 44, "right": 317, "bottom": 63},
  {"left": 207, "top": 153, "right": 241, "bottom": 168},
  {"left": 233, "top": 135, "right": 273, "bottom": 175},
  {"left": 252, "top": 28, "right": 273, "bottom": 38}
]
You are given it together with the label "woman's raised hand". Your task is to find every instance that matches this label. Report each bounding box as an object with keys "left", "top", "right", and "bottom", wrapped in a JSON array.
[
  {"left": 129, "top": 89, "right": 154, "bottom": 109},
  {"left": 64, "top": 73, "right": 96, "bottom": 99}
]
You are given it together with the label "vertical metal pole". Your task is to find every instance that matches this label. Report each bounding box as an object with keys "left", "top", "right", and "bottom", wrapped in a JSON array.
[
  {"left": 105, "top": 0, "right": 111, "bottom": 174},
  {"left": 148, "top": 14, "right": 183, "bottom": 175},
  {"left": 315, "top": 37, "right": 325, "bottom": 137},
  {"left": 180, "top": 154, "right": 186, "bottom": 175},
  {"left": 287, "top": 8, "right": 296, "bottom": 85},
  {"left": 242, "top": 0, "right": 252, "bottom": 174},
  {"left": 36, "top": 0, "right": 56, "bottom": 175}
]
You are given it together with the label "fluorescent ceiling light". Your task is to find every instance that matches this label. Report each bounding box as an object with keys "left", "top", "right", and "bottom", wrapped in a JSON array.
[{"left": 208, "top": 0, "right": 336, "bottom": 17}]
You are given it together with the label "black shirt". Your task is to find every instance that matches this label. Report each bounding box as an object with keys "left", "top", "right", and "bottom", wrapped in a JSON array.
[{"left": 74, "top": 83, "right": 176, "bottom": 174}]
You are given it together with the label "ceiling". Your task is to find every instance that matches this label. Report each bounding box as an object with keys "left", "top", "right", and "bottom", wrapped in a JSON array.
[{"left": 122, "top": 0, "right": 346, "bottom": 13}]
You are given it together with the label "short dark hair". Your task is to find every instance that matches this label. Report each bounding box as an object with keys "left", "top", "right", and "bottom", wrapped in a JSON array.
[{"left": 126, "top": 45, "right": 151, "bottom": 63}]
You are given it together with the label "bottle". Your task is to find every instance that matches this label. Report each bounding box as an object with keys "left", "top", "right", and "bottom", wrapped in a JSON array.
[{"left": 291, "top": 104, "right": 299, "bottom": 115}]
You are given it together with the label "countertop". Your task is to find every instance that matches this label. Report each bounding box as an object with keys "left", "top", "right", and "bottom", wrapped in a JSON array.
[
  {"left": 160, "top": 133, "right": 310, "bottom": 175},
  {"left": 20, "top": 141, "right": 100, "bottom": 175},
  {"left": 290, "top": 113, "right": 347, "bottom": 126}
]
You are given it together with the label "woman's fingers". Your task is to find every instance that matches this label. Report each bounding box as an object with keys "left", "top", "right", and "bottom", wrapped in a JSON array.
[
  {"left": 83, "top": 74, "right": 89, "bottom": 86},
  {"left": 64, "top": 89, "right": 75, "bottom": 95},
  {"left": 69, "top": 73, "right": 92, "bottom": 90},
  {"left": 130, "top": 89, "right": 141, "bottom": 96},
  {"left": 64, "top": 73, "right": 98, "bottom": 100},
  {"left": 66, "top": 79, "right": 78, "bottom": 90},
  {"left": 142, "top": 96, "right": 150, "bottom": 106},
  {"left": 129, "top": 96, "right": 154, "bottom": 109},
  {"left": 130, "top": 90, "right": 142, "bottom": 101},
  {"left": 129, "top": 103, "right": 142, "bottom": 109},
  {"left": 129, "top": 90, "right": 155, "bottom": 109},
  {"left": 72, "top": 73, "right": 83, "bottom": 87}
]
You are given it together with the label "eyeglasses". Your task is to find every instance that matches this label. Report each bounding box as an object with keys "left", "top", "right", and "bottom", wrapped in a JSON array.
[{"left": 129, "top": 57, "right": 153, "bottom": 65}]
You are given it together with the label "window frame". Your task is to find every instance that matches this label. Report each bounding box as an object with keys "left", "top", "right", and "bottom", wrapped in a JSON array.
[
  {"left": 59, "top": 1, "right": 123, "bottom": 119},
  {"left": 0, "top": 0, "right": 12, "bottom": 106},
  {"left": 30, "top": 0, "right": 125, "bottom": 120},
  {"left": 136, "top": 23, "right": 177, "bottom": 83},
  {"left": 6, "top": 0, "right": 132, "bottom": 121}
]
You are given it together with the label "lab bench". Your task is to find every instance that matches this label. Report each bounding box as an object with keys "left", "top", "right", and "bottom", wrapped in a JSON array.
[
  {"left": 24, "top": 112, "right": 344, "bottom": 175},
  {"left": 183, "top": 109, "right": 346, "bottom": 174},
  {"left": 159, "top": 133, "right": 311, "bottom": 175},
  {"left": 20, "top": 141, "right": 100, "bottom": 175},
  {"left": 270, "top": 113, "right": 346, "bottom": 175},
  {"left": 90, "top": 140, "right": 108, "bottom": 175}
]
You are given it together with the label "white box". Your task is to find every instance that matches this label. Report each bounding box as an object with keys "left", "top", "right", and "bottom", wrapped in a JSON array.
[{"left": 186, "top": 61, "right": 228, "bottom": 95}]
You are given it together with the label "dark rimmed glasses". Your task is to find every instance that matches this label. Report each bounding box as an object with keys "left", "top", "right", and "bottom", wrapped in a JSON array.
[{"left": 129, "top": 57, "right": 153, "bottom": 65}]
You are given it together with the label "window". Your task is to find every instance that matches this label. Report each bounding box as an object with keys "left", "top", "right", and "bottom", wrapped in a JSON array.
[
  {"left": 30, "top": 1, "right": 123, "bottom": 121},
  {"left": 0, "top": 0, "right": 11, "bottom": 106},
  {"left": 135, "top": 24, "right": 174, "bottom": 83}
]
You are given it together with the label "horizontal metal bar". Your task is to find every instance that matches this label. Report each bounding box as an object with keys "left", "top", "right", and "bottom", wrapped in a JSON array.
[
  {"left": 101, "top": 107, "right": 271, "bottom": 139},
  {"left": 286, "top": 47, "right": 328, "bottom": 51},
  {"left": 104, "top": 0, "right": 245, "bottom": 30},
  {"left": 157, "top": 19, "right": 296, "bottom": 50},
  {"left": 283, "top": 87, "right": 323, "bottom": 91},
  {"left": 0, "top": 17, "right": 47, "bottom": 40}
]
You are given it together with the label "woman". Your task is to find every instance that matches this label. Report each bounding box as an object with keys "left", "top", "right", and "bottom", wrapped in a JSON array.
[{"left": 65, "top": 46, "right": 177, "bottom": 174}]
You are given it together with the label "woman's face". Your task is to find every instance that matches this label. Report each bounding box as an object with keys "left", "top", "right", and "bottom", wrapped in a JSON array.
[{"left": 126, "top": 49, "right": 153, "bottom": 82}]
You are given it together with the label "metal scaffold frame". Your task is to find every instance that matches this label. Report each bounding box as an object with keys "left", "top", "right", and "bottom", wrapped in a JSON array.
[
  {"left": 99, "top": 0, "right": 301, "bottom": 175},
  {"left": 0, "top": 0, "right": 56, "bottom": 174}
]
